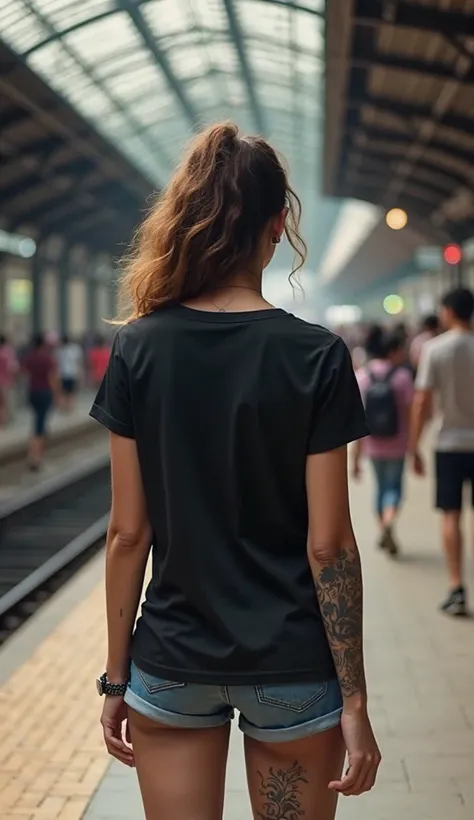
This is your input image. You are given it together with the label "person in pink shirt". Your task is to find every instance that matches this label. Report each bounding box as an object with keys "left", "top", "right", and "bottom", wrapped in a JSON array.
[
  {"left": 352, "top": 326, "right": 414, "bottom": 555},
  {"left": 0, "top": 333, "right": 18, "bottom": 426}
]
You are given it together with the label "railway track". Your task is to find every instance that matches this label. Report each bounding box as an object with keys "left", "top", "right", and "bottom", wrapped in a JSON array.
[{"left": 0, "top": 457, "right": 110, "bottom": 642}]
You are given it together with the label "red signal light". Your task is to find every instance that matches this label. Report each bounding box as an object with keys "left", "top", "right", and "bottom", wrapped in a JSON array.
[{"left": 443, "top": 244, "right": 462, "bottom": 266}]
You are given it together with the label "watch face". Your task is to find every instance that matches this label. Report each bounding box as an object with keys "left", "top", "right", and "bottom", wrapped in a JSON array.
[{"left": 96, "top": 676, "right": 104, "bottom": 696}]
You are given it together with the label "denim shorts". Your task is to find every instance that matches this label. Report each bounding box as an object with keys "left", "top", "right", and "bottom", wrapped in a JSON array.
[
  {"left": 371, "top": 456, "right": 405, "bottom": 515},
  {"left": 125, "top": 661, "right": 343, "bottom": 743}
]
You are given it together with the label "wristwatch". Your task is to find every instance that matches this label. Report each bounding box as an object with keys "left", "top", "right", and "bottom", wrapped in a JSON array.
[{"left": 96, "top": 673, "right": 128, "bottom": 697}]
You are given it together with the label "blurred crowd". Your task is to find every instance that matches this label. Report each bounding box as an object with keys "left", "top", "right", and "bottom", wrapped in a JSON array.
[
  {"left": 339, "top": 287, "right": 474, "bottom": 618},
  {"left": 0, "top": 330, "right": 112, "bottom": 467}
]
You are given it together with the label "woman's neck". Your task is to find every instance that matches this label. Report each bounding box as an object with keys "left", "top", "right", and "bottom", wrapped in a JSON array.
[{"left": 183, "top": 269, "right": 274, "bottom": 313}]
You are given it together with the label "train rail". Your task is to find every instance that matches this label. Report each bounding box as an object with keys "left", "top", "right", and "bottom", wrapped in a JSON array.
[{"left": 0, "top": 456, "right": 110, "bottom": 642}]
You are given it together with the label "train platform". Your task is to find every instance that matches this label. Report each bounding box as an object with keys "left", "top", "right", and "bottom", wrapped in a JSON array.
[
  {"left": 0, "top": 391, "right": 98, "bottom": 466},
  {"left": 0, "top": 462, "right": 473, "bottom": 820}
]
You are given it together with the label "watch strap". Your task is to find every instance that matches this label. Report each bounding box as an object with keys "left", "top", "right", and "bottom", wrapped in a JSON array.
[{"left": 98, "top": 673, "right": 128, "bottom": 697}]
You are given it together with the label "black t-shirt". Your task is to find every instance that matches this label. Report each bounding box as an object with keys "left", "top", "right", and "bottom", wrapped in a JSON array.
[{"left": 91, "top": 305, "right": 369, "bottom": 684}]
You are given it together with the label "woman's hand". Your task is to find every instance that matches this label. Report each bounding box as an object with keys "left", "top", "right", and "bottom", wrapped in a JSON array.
[
  {"left": 329, "top": 706, "right": 381, "bottom": 796},
  {"left": 412, "top": 450, "right": 425, "bottom": 477},
  {"left": 100, "top": 696, "right": 134, "bottom": 767},
  {"left": 351, "top": 458, "right": 362, "bottom": 481}
]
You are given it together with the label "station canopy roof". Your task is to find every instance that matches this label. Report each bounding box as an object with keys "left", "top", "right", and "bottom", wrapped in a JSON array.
[
  {"left": 324, "top": 0, "right": 474, "bottom": 247},
  {"left": 0, "top": 1, "right": 337, "bottom": 263}
]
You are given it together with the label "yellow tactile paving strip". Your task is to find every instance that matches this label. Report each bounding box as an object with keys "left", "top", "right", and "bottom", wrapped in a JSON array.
[{"left": 0, "top": 582, "right": 109, "bottom": 820}]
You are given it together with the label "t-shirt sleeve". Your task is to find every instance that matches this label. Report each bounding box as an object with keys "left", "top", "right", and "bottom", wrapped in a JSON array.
[
  {"left": 89, "top": 331, "right": 134, "bottom": 438},
  {"left": 308, "top": 338, "right": 370, "bottom": 455},
  {"left": 415, "top": 344, "right": 436, "bottom": 391}
]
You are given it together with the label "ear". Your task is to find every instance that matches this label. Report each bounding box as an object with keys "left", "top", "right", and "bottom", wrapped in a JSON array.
[{"left": 272, "top": 207, "right": 288, "bottom": 239}]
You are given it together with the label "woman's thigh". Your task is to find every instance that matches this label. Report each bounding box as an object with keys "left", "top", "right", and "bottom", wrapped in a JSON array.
[
  {"left": 245, "top": 725, "right": 345, "bottom": 820},
  {"left": 128, "top": 708, "right": 231, "bottom": 820}
]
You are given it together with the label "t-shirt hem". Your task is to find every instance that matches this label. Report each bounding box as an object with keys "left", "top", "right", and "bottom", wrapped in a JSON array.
[
  {"left": 131, "top": 653, "right": 336, "bottom": 685},
  {"left": 89, "top": 403, "right": 135, "bottom": 438},
  {"left": 308, "top": 424, "right": 370, "bottom": 455}
]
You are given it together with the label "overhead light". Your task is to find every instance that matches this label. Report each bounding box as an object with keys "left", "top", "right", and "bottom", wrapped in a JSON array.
[
  {"left": 383, "top": 294, "right": 404, "bottom": 315},
  {"left": 0, "top": 229, "right": 36, "bottom": 258},
  {"left": 443, "top": 244, "right": 462, "bottom": 266},
  {"left": 385, "top": 208, "right": 408, "bottom": 231},
  {"left": 18, "top": 238, "right": 37, "bottom": 258}
]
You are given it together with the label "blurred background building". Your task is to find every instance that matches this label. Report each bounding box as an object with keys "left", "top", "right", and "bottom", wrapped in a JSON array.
[{"left": 0, "top": 0, "right": 473, "bottom": 340}]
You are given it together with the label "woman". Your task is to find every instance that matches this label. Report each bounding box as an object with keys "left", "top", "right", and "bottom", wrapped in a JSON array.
[
  {"left": 91, "top": 123, "right": 380, "bottom": 819},
  {"left": 353, "top": 326, "right": 414, "bottom": 555},
  {"left": 22, "top": 333, "right": 57, "bottom": 469}
]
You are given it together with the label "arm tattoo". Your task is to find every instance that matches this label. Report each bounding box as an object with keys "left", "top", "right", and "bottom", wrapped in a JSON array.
[
  {"left": 314, "top": 546, "right": 365, "bottom": 698},
  {"left": 257, "top": 762, "right": 307, "bottom": 819}
]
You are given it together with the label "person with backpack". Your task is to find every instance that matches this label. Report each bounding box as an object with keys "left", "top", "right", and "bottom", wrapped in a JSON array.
[{"left": 352, "top": 326, "right": 414, "bottom": 555}]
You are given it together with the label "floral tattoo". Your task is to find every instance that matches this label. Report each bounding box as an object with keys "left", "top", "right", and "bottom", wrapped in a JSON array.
[{"left": 257, "top": 761, "right": 308, "bottom": 818}]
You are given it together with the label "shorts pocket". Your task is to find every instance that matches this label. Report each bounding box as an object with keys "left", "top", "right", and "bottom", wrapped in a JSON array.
[
  {"left": 255, "top": 681, "right": 328, "bottom": 713},
  {"left": 136, "top": 668, "right": 187, "bottom": 696}
]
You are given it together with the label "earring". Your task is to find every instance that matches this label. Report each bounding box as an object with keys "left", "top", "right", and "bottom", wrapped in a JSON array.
[{"left": 271, "top": 236, "right": 281, "bottom": 245}]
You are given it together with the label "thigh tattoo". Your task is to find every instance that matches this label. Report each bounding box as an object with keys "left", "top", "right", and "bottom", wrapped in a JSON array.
[{"left": 257, "top": 761, "right": 308, "bottom": 819}]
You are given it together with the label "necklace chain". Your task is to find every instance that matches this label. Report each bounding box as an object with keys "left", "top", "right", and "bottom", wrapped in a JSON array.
[{"left": 211, "top": 285, "right": 263, "bottom": 313}]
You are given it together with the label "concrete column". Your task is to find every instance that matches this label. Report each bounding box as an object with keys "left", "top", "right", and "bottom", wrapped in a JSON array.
[
  {"left": 87, "top": 260, "right": 98, "bottom": 334},
  {"left": 31, "top": 246, "right": 43, "bottom": 334},
  {"left": 58, "top": 243, "right": 70, "bottom": 336},
  {"left": 108, "top": 281, "right": 117, "bottom": 320}
]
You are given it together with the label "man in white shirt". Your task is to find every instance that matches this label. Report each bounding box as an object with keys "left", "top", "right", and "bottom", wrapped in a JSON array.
[
  {"left": 411, "top": 288, "right": 474, "bottom": 617},
  {"left": 57, "top": 335, "right": 83, "bottom": 411}
]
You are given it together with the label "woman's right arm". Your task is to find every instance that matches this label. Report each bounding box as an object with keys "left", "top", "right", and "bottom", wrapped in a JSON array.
[{"left": 306, "top": 445, "right": 381, "bottom": 796}]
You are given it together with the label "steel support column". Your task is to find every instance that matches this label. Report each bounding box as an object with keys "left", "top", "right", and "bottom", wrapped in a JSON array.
[
  {"left": 87, "top": 261, "right": 98, "bottom": 334},
  {"left": 31, "top": 245, "right": 43, "bottom": 335},
  {"left": 58, "top": 243, "right": 70, "bottom": 337},
  {"left": 223, "top": 0, "right": 266, "bottom": 134},
  {"left": 118, "top": 0, "right": 200, "bottom": 127}
]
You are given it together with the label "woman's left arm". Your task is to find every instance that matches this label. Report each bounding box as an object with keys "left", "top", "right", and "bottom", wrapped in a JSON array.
[{"left": 106, "top": 432, "right": 152, "bottom": 683}]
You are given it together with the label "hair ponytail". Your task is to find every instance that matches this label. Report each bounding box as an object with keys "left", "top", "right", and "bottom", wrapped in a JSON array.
[{"left": 117, "top": 122, "right": 306, "bottom": 321}]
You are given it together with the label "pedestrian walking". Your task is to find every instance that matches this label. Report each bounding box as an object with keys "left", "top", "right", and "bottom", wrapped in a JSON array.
[
  {"left": 353, "top": 325, "right": 414, "bottom": 555},
  {"left": 22, "top": 333, "right": 58, "bottom": 470},
  {"left": 409, "top": 314, "right": 440, "bottom": 374},
  {"left": 0, "top": 333, "right": 18, "bottom": 426},
  {"left": 57, "top": 335, "right": 83, "bottom": 411},
  {"left": 88, "top": 335, "right": 110, "bottom": 388},
  {"left": 411, "top": 288, "right": 474, "bottom": 617}
]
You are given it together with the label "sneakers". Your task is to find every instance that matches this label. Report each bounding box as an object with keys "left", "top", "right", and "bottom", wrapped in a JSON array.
[{"left": 440, "top": 586, "right": 468, "bottom": 618}]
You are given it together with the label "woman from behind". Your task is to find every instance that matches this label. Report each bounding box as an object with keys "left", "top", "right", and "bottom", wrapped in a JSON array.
[
  {"left": 91, "top": 123, "right": 380, "bottom": 820},
  {"left": 353, "top": 325, "right": 414, "bottom": 555}
]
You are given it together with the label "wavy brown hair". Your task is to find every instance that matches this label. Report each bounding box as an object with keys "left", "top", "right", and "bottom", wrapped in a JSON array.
[{"left": 118, "top": 122, "right": 306, "bottom": 321}]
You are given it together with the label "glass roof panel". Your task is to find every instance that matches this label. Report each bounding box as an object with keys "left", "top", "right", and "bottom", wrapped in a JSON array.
[
  {"left": 33, "top": 0, "right": 113, "bottom": 30},
  {"left": 1, "top": 0, "right": 337, "bottom": 268}
]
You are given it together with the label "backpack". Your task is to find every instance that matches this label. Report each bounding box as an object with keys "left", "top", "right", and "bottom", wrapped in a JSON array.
[{"left": 364, "top": 367, "right": 399, "bottom": 438}]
